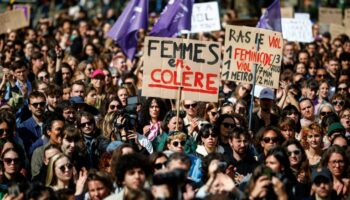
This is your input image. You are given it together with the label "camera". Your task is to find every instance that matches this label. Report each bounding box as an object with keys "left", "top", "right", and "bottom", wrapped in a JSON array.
[{"left": 152, "top": 169, "right": 186, "bottom": 186}]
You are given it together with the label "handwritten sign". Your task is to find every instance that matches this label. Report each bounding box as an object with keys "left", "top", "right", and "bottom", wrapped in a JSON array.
[
  {"left": 142, "top": 37, "right": 221, "bottom": 102},
  {"left": 222, "top": 25, "right": 282, "bottom": 89},
  {"left": 319, "top": 7, "right": 342, "bottom": 25},
  {"left": 282, "top": 18, "right": 313, "bottom": 43},
  {"left": 191, "top": 1, "right": 220, "bottom": 33},
  {"left": 13, "top": 4, "right": 30, "bottom": 25},
  {"left": 0, "top": 10, "right": 28, "bottom": 34}
]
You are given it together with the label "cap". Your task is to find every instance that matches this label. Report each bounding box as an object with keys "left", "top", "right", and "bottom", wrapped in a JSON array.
[
  {"left": 311, "top": 168, "right": 332, "bottom": 183},
  {"left": 328, "top": 122, "right": 345, "bottom": 137},
  {"left": 259, "top": 88, "right": 274, "bottom": 100},
  {"left": 91, "top": 69, "right": 105, "bottom": 79}
]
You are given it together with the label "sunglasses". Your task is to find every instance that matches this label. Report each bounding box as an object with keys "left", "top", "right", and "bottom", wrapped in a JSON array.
[
  {"left": 338, "top": 87, "right": 347, "bottom": 91},
  {"left": 211, "top": 111, "right": 218, "bottom": 116},
  {"left": 114, "top": 123, "right": 126, "bottom": 129},
  {"left": 317, "top": 74, "right": 327, "bottom": 78},
  {"left": 31, "top": 102, "right": 46, "bottom": 108},
  {"left": 3, "top": 157, "right": 19, "bottom": 165},
  {"left": 172, "top": 141, "right": 185, "bottom": 147},
  {"left": 222, "top": 122, "right": 235, "bottom": 129},
  {"left": 0, "top": 128, "right": 12, "bottom": 136},
  {"left": 263, "top": 137, "right": 278, "bottom": 143},
  {"left": 202, "top": 132, "right": 218, "bottom": 139},
  {"left": 38, "top": 75, "right": 49, "bottom": 80},
  {"left": 332, "top": 100, "right": 345, "bottom": 106},
  {"left": 287, "top": 150, "right": 301, "bottom": 157},
  {"left": 58, "top": 163, "right": 74, "bottom": 172},
  {"left": 109, "top": 104, "right": 121, "bottom": 110},
  {"left": 320, "top": 111, "right": 332, "bottom": 117},
  {"left": 80, "top": 121, "right": 93, "bottom": 127},
  {"left": 314, "top": 178, "right": 330, "bottom": 186},
  {"left": 184, "top": 103, "right": 197, "bottom": 109},
  {"left": 154, "top": 162, "right": 167, "bottom": 170}
]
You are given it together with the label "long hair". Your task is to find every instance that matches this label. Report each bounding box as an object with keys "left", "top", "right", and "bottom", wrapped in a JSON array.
[
  {"left": 140, "top": 97, "right": 167, "bottom": 128},
  {"left": 45, "top": 153, "right": 72, "bottom": 187}
]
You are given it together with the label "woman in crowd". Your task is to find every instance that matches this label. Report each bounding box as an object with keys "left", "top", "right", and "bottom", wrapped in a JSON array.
[
  {"left": 117, "top": 86, "right": 129, "bottom": 107},
  {"left": 149, "top": 152, "right": 168, "bottom": 173},
  {"left": 45, "top": 153, "right": 87, "bottom": 196},
  {"left": 330, "top": 93, "right": 346, "bottom": 115},
  {"left": 204, "top": 102, "right": 219, "bottom": 124},
  {"left": 315, "top": 80, "right": 330, "bottom": 107},
  {"left": 0, "top": 147, "right": 27, "bottom": 187},
  {"left": 279, "top": 118, "right": 296, "bottom": 140},
  {"left": 282, "top": 139, "right": 310, "bottom": 184},
  {"left": 339, "top": 108, "right": 350, "bottom": 135},
  {"left": 215, "top": 114, "right": 236, "bottom": 153},
  {"left": 85, "top": 170, "right": 114, "bottom": 200},
  {"left": 195, "top": 124, "right": 224, "bottom": 158},
  {"left": 281, "top": 105, "right": 301, "bottom": 133},
  {"left": 321, "top": 145, "right": 350, "bottom": 196},
  {"left": 316, "top": 102, "right": 336, "bottom": 123},
  {"left": 255, "top": 126, "right": 284, "bottom": 163},
  {"left": 140, "top": 98, "right": 167, "bottom": 142},
  {"left": 301, "top": 123, "right": 324, "bottom": 168}
]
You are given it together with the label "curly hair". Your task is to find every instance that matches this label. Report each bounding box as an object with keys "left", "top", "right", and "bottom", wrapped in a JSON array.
[{"left": 300, "top": 122, "right": 324, "bottom": 150}]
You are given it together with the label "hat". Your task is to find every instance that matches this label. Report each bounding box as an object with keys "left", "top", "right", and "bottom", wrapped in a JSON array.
[
  {"left": 106, "top": 141, "right": 124, "bottom": 153},
  {"left": 259, "top": 88, "right": 274, "bottom": 100},
  {"left": 70, "top": 96, "right": 85, "bottom": 105},
  {"left": 311, "top": 168, "right": 332, "bottom": 183},
  {"left": 91, "top": 69, "right": 105, "bottom": 79},
  {"left": 327, "top": 122, "right": 345, "bottom": 137}
]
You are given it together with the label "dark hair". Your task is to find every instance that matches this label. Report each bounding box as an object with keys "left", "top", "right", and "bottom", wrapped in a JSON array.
[
  {"left": 167, "top": 152, "right": 191, "bottom": 168},
  {"left": 115, "top": 153, "right": 151, "bottom": 186},
  {"left": 86, "top": 170, "right": 114, "bottom": 193},
  {"left": 28, "top": 91, "right": 46, "bottom": 104},
  {"left": 255, "top": 126, "right": 285, "bottom": 149},
  {"left": 321, "top": 145, "right": 349, "bottom": 178},
  {"left": 141, "top": 98, "right": 167, "bottom": 128},
  {"left": 62, "top": 126, "right": 82, "bottom": 142},
  {"left": 0, "top": 111, "right": 15, "bottom": 136},
  {"left": 160, "top": 110, "right": 186, "bottom": 133},
  {"left": 26, "top": 183, "right": 57, "bottom": 200},
  {"left": 215, "top": 114, "right": 235, "bottom": 128},
  {"left": 265, "top": 147, "right": 296, "bottom": 182},
  {"left": 43, "top": 114, "right": 65, "bottom": 137},
  {"left": 196, "top": 124, "right": 219, "bottom": 144},
  {"left": 76, "top": 111, "right": 95, "bottom": 129},
  {"left": 330, "top": 134, "right": 349, "bottom": 147},
  {"left": 111, "top": 143, "right": 136, "bottom": 181},
  {"left": 46, "top": 84, "right": 63, "bottom": 97},
  {"left": 31, "top": 51, "right": 44, "bottom": 60},
  {"left": 11, "top": 60, "right": 28, "bottom": 71},
  {"left": 228, "top": 126, "right": 251, "bottom": 140},
  {"left": 201, "top": 153, "right": 227, "bottom": 183},
  {"left": 1, "top": 147, "right": 24, "bottom": 169}
]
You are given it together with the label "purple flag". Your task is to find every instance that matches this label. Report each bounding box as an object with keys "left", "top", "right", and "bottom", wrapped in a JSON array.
[
  {"left": 150, "top": 0, "right": 194, "bottom": 37},
  {"left": 107, "top": 0, "right": 148, "bottom": 60},
  {"left": 256, "top": 0, "right": 282, "bottom": 32}
]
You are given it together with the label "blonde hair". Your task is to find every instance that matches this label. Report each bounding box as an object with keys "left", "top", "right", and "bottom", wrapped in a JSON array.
[
  {"left": 167, "top": 132, "right": 187, "bottom": 144},
  {"left": 102, "top": 112, "right": 118, "bottom": 139},
  {"left": 45, "top": 153, "right": 69, "bottom": 187}
]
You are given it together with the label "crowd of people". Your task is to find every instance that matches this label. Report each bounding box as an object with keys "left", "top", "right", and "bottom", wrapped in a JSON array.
[{"left": 0, "top": 1, "right": 349, "bottom": 200}]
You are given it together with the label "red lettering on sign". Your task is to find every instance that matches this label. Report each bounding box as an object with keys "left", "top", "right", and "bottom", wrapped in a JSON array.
[{"left": 151, "top": 69, "right": 161, "bottom": 83}]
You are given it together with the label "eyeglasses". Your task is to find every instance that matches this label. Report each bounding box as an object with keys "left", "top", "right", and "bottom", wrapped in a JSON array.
[
  {"left": 332, "top": 100, "right": 345, "bottom": 106},
  {"left": 109, "top": 104, "right": 121, "bottom": 110},
  {"left": 154, "top": 162, "right": 167, "bottom": 170},
  {"left": 3, "top": 157, "right": 19, "bottom": 165},
  {"left": 320, "top": 111, "right": 332, "bottom": 117},
  {"left": 31, "top": 102, "right": 46, "bottom": 108},
  {"left": 328, "top": 160, "right": 345, "bottom": 166},
  {"left": 80, "top": 121, "right": 93, "bottom": 127},
  {"left": 262, "top": 137, "right": 278, "bottom": 143},
  {"left": 338, "top": 87, "right": 347, "bottom": 91},
  {"left": 0, "top": 128, "right": 12, "bottom": 136},
  {"left": 172, "top": 141, "right": 185, "bottom": 147},
  {"left": 222, "top": 122, "right": 235, "bottom": 129},
  {"left": 202, "top": 132, "right": 218, "bottom": 139},
  {"left": 183, "top": 103, "right": 197, "bottom": 109},
  {"left": 341, "top": 114, "right": 350, "bottom": 119},
  {"left": 58, "top": 163, "right": 74, "bottom": 172},
  {"left": 287, "top": 150, "right": 301, "bottom": 157}
]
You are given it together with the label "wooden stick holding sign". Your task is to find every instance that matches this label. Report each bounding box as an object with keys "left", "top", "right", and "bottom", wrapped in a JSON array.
[{"left": 142, "top": 36, "right": 221, "bottom": 130}]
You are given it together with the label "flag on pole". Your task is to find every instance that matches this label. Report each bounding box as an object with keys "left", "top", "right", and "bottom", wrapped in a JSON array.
[
  {"left": 107, "top": 0, "right": 148, "bottom": 60},
  {"left": 150, "top": 0, "right": 194, "bottom": 37},
  {"left": 256, "top": 0, "right": 282, "bottom": 32}
]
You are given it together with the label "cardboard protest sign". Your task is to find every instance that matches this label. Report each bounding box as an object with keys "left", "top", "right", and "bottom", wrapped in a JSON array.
[
  {"left": 0, "top": 10, "right": 28, "bottom": 34},
  {"left": 344, "top": 9, "right": 350, "bottom": 27},
  {"left": 191, "top": 1, "right": 220, "bottom": 33},
  {"left": 142, "top": 37, "right": 221, "bottom": 102},
  {"left": 262, "top": 6, "right": 293, "bottom": 18},
  {"left": 282, "top": 18, "right": 313, "bottom": 43},
  {"left": 13, "top": 4, "right": 30, "bottom": 25},
  {"left": 319, "top": 7, "right": 342, "bottom": 25},
  {"left": 329, "top": 24, "right": 350, "bottom": 38},
  {"left": 222, "top": 25, "right": 282, "bottom": 89}
]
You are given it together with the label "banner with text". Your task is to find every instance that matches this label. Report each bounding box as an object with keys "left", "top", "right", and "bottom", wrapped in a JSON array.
[
  {"left": 282, "top": 18, "right": 313, "bottom": 43},
  {"left": 222, "top": 25, "right": 282, "bottom": 89},
  {"left": 191, "top": 1, "right": 221, "bottom": 33},
  {"left": 142, "top": 37, "right": 221, "bottom": 102},
  {"left": 319, "top": 7, "right": 342, "bottom": 25}
]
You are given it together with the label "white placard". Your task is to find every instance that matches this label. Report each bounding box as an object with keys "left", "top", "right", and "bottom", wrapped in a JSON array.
[
  {"left": 282, "top": 18, "right": 313, "bottom": 43},
  {"left": 191, "top": 2, "right": 221, "bottom": 33},
  {"left": 294, "top": 13, "right": 310, "bottom": 20}
]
